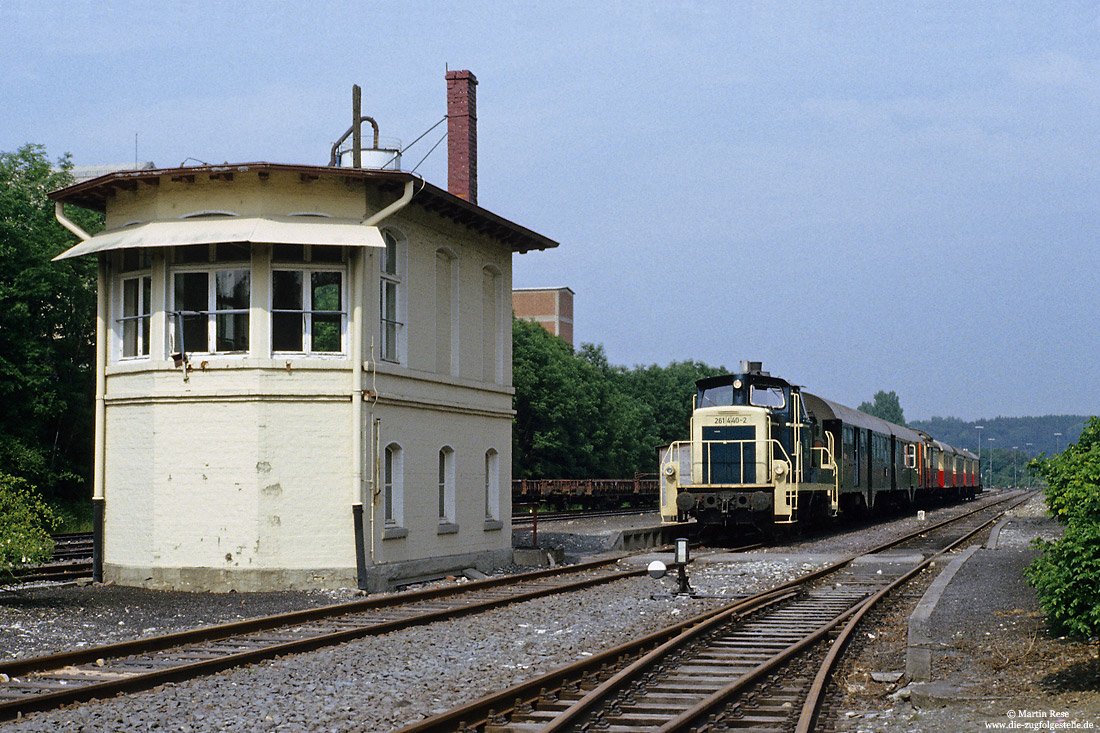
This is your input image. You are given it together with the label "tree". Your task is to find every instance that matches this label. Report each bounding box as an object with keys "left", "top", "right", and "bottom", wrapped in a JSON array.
[
  {"left": 1025, "top": 417, "right": 1100, "bottom": 638},
  {"left": 611, "top": 359, "right": 727, "bottom": 471},
  {"left": 512, "top": 318, "right": 639, "bottom": 479},
  {"left": 858, "top": 390, "right": 906, "bottom": 425},
  {"left": 0, "top": 472, "right": 58, "bottom": 578},
  {"left": 511, "top": 317, "right": 727, "bottom": 479},
  {"left": 0, "top": 144, "right": 102, "bottom": 501}
]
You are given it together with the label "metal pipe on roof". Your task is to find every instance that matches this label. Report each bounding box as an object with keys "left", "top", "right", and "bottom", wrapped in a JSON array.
[{"left": 329, "top": 117, "right": 381, "bottom": 167}]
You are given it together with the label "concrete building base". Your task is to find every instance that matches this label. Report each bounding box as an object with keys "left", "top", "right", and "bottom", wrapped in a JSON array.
[
  {"left": 107, "top": 547, "right": 516, "bottom": 594},
  {"left": 106, "top": 563, "right": 359, "bottom": 593}
]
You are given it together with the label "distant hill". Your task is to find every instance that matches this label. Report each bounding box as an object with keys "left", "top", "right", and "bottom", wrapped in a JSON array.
[{"left": 908, "top": 415, "right": 1091, "bottom": 457}]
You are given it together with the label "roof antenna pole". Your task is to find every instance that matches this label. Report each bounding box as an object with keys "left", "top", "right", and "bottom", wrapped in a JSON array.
[{"left": 352, "top": 85, "right": 362, "bottom": 169}]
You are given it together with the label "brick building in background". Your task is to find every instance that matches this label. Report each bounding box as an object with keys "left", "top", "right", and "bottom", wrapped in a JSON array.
[{"left": 513, "top": 286, "right": 574, "bottom": 346}]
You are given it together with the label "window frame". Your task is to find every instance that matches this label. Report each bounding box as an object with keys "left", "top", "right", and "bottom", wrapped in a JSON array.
[
  {"left": 379, "top": 229, "right": 406, "bottom": 364},
  {"left": 118, "top": 273, "right": 152, "bottom": 359},
  {"left": 169, "top": 245, "right": 252, "bottom": 356},
  {"left": 270, "top": 263, "right": 348, "bottom": 357},
  {"left": 484, "top": 448, "right": 499, "bottom": 520},
  {"left": 438, "top": 446, "right": 456, "bottom": 524},
  {"left": 383, "top": 443, "right": 403, "bottom": 526}
]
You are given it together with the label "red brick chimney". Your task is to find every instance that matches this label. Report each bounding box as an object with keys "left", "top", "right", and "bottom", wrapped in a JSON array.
[{"left": 446, "top": 70, "right": 478, "bottom": 205}]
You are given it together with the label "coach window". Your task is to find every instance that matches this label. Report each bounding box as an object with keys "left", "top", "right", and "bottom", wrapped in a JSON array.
[
  {"left": 170, "top": 244, "right": 250, "bottom": 355},
  {"left": 272, "top": 245, "right": 346, "bottom": 355},
  {"left": 117, "top": 249, "right": 152, "bottom": 359}
]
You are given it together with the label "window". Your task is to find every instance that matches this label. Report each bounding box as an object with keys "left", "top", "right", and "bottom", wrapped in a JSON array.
[
  {"left": 172, "top": 265, "right": 251, "bottom": 355},
  {"left": 749, "top": 385, "right": 786, "bottom": 409},
  {"left": 272, "top": 269, "right": 345, "bottom": 354},
  {"left": 380, "top": 230, "right": 405, "bottom": 363},
  {"left": 383, "top": 443, "right": 403, "bottom": 525},
  {"left": 120, "top": 275, "right": 152, "bottom": 358},
  {"left": 481, "top": 265, "right": 502, "bottom": 382},
  {"left": 484, "top": 449, "right": 499, "bottom": 520},
  {"left": 435, "top": 248, "right": 458, "bottom": 375},
  {"left": 438, "top": 446, "right": 455, "bottom": 523},
  {"left": 117, "top": 250, "right": 152, "bottom": 359}
]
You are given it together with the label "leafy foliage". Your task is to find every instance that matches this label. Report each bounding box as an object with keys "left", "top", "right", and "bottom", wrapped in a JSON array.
[
  {"left": 1025, "top": 417, "right": 1100, "bottom": 638},
  {"left": 1030, "top": 417, "right": 1100, "bottom": 525},
  {"left": 858, "top": 390, "right": 906, "bottom": 425},
  {"left": 511, "top": 318, "right": 725, "bottom": 478},
  {"left": 512, "top": 318, "right": 635, "bottom": 479},
  {"left": 0, "top": 145, "right": 101, "bottom": 501},
  {"left": 0, "top": 472, "right": 58, "bottom": 576}
]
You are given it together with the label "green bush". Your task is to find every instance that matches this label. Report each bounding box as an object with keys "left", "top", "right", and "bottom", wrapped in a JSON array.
[
  {"left": 1026, "top": 520, "right": 1100, "bottom": 638},
  {"left": 1031, "top": 417, "right": 1100, "bottom": 524},
  {"left": 0, "top": 472, "right": 59, "bottom": 575},
  {"left": 1026, "top": 417, "right": 1100, "bottom": 638}
]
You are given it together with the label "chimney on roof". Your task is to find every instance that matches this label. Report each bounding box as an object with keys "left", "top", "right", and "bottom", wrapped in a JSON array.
[{"left": 446, "top": 69, "right": 478, "bottom": 205}]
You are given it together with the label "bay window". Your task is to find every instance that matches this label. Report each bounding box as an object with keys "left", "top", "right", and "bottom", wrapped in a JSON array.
[
  {"left": 272, "top": 269, "right": 345, "bottom": 354},
  {"left": 172, "top": 268, "right": 250, "bottom": 354}
]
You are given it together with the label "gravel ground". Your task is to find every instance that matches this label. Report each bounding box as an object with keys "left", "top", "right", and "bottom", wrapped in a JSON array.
[
  {"left": 0, "top": 563, "right": 826, "bottom": 732},
  {"left": 1, "top": 490, "right": 1077, "bottom": 731},
  {"left": 830, "top": 492, "right": 1100, "bottom": 733}
]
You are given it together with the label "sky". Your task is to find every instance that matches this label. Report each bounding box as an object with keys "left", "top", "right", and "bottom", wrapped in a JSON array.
[{"left": 2, "top": 1, "right": 1097, "bottom": 421}]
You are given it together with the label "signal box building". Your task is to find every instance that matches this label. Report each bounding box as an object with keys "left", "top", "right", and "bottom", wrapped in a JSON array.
[{"left": 50, "top": 71, "right": 558, "bottom": 592}]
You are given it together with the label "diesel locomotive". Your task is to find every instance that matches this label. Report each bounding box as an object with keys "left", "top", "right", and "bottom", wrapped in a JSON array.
[{"left": 659, "top": 362, "right": 979, "bottom": 535}]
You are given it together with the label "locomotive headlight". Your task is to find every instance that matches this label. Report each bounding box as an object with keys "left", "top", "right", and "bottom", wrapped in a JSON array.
[
  {"left": 733, "top": 379, "right": 743, "bottom": 389},
  {"left": 773, "top": 461, "right": 788, "bottom": 476},
  {"left": 662, "top": 463, "right": 677, "bottom": 479}
]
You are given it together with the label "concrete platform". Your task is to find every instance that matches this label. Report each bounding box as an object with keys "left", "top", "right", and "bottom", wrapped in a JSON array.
[
  {"left": 512, "top": 512, "right": 694, "bottom": 559},
  {"left": 901, "top": 503, "right": 1062, "bottom": 707}
]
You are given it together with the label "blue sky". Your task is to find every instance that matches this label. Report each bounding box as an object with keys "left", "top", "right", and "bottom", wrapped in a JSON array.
[{"left": 2, "top": 1, "right": 1097, "bottom": 420}]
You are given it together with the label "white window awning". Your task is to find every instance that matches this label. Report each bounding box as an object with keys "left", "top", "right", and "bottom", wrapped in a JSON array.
[{"left": 53, "top": 216, "right": 386, "bottom": 261}]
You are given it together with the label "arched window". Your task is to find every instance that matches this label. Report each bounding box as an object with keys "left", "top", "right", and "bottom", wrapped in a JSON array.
[
  {"left": 481, "top": 265, "right": 502, "bottom": 383},
  {"left": 438, "top": 446, "right": 455, "bottom": 524},
  {"left": 383, "top": 443, "right": 403, "bottom": 526},
  {"left": 380, "top": 229, "right": 406, "bottom": 363},
  {"left": 484, "top": 448, "right": 499, "bottom": 520},
  {"left": 435, "top": 248, "right": 459, "bottom": 376}
]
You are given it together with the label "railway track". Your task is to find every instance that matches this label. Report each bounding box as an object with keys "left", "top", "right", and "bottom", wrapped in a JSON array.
[
  {"left": 4, "top": 532, "right": 94, "bottom": 585},
  {"left": 512, "top": 508, "right": 660, "bottom": 524},
  {"left": 0, "top": 556, "right": 647, "bottom": 722},
  {"left": 398, "top": 490, "right": 1034, "bottom": 732}
]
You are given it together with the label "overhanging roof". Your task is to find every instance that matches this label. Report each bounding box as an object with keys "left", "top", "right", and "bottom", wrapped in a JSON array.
[
  {"left": 53, "top": 216, "right": 385, "bottom": 261},
  {"left": 49, "top": 162, "right": 559, "bottom": 254}
]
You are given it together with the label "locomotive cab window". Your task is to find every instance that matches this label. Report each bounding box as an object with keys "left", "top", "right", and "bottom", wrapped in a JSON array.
[
  {"left": 750, "top": 385, "right": 785, "bottom": 409},
  {"left": 698, "top": 384, "right": 734, "bottom": 407}
]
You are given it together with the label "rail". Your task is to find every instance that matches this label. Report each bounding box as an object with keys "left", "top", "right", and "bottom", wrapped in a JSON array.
[
  {"left": 0, "top": 557, "right": 647, "bottom": 721},
  {"left": 397, "top": 490, "right": 1033, "bottom": 731}
]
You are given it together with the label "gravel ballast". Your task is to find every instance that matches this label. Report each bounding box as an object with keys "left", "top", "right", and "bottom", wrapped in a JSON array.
[
  {"left": 0, "top": 490, "right": 1048, "bottom": 731},
  {"left": 1, "top": 568, "right": 822, "bottom": 732}
]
